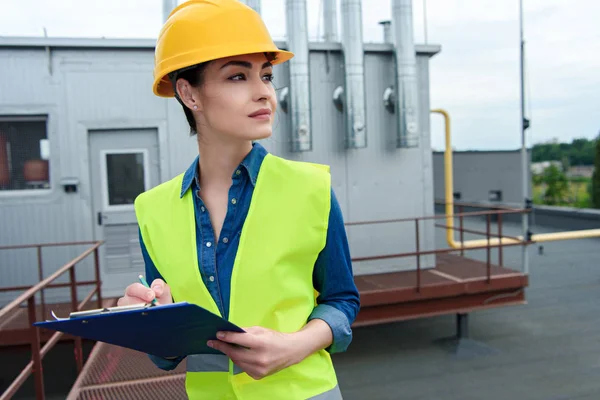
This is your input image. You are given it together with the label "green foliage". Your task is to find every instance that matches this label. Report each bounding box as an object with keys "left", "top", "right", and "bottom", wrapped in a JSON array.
[
  {"left": 531, "top": 137, "right": 595, "bottom": 165},
  {"left": 541, "top": 165, "right": 569, "bottom": 205},
  {"left": 592, "top": 138, "right": 600, "bottom": 208}
]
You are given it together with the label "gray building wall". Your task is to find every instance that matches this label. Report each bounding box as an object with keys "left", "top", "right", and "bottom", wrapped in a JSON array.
[
  {"left": 0, "top": 38, "right": 440, "bottom": 304},
  {"left": 433, "top": 150, "right": 532, "bottom": 206}
]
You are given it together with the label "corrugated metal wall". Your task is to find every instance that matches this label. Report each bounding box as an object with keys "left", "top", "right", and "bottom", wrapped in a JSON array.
[{"left": 0, "top": 40, "right": 438, "bottom": 305}]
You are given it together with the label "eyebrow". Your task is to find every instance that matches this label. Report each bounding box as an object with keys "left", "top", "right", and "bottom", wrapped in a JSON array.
[{"left": 220, "top": 61, "right": 273, "bottom": 70}]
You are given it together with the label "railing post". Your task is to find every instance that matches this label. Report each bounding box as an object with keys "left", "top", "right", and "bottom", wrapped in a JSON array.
[
  {"left": 415, "top": 219, "right": 421, "bottom": 293},
  {"left": 486, "top": 213, "right": 491, "bottom": 283},
  {"left": 459, "top": 205, "right": 465, "bottom": 256},
  {"left": 498, "top": 213, "right": 504, "bottom": 267},
  {"left": 69, "top": 267, "right": 83, "bottom": 373},
  {"left": 37, "top": 246, "right": 46, "bottom": 321},
  {"left": 27, "top": 296, "right": 45, "bottom": 400},
  {"left": 94, "top": 246, "right": 102, "bottom": 308}
]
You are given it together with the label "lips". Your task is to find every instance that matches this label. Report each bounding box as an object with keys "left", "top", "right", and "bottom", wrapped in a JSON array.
[{"left": 248, "top": 108, "right": 271, "bottom": 118}]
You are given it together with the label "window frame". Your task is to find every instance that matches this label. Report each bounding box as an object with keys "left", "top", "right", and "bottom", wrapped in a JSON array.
[
  {"left": 0, "top": 114, "right": 52, "bottom": 197},
  {"left": 99, "top": 148, "right": 150, "bottom": 212}
]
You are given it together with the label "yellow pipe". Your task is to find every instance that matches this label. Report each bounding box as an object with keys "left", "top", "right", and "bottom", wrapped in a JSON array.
[{"left": 430, "top": 108, "right": 600, "bottom": 248}]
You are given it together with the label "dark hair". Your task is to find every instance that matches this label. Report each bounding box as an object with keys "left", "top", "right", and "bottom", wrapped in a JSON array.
[
  {"left": 170, "top": 52, "right": 278, "bottom": 136},
  {"left": 170, "top": 63, "right": 210, "bottom": 136}
]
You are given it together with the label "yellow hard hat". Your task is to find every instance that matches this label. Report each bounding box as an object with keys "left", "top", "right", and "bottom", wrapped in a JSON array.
[{"left": 153, "top": 0, "right": 294, "bottom": 97}]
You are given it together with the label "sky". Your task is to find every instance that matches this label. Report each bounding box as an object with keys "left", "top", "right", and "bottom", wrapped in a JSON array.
[{"left": 0, "top": 0, "right": 598, "bottom": 151}]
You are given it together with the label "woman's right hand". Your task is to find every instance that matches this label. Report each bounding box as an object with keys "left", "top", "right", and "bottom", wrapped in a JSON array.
[{"left": 117, "top": 279, "right": 173, "bottom": 306}]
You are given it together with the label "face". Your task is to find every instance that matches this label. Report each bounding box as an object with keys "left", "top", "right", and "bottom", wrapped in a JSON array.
[{"left": 177, "top": 53, "right": 277, "bottom": 143}]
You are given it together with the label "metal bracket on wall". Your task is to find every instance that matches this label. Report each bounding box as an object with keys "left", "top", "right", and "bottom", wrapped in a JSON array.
[
  {"left": 383, "top": 86, "right": 395, "bottom": 113},
  {"left": 279, "top": 87, "right": 289, "bottom": 113},
  {"left": 43, "top": 27, "right": 53, "bottom": 76},
  {"left": 333, "top": 86, "right": 344, "bottom": 112}
]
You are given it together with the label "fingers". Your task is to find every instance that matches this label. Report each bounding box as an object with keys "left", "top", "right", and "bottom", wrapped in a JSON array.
[
  {"left": 150, "top": 279, "right": 165, "bottom": 297},
  {"left": 215, "top": 330, "right": 258, "bottom": 348},
  {"left": 208, "top": 340, "right": 254, "bottom": 364},
  {"left": 118, "top": 283, "right": 153, "bottom": 306},
  {"left": 125, "top": 282, "right": 155, "bottom": 302},
  {"left": 151, "top": 279, "right": 172, "bottom": 304}
]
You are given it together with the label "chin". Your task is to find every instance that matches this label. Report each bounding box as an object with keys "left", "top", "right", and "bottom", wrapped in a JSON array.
[{"left": 242, "top": 129, "right": 272, "bottom": 141}]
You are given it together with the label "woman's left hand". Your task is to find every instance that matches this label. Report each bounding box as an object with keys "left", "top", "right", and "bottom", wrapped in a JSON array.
[{"left": 207, "top": 326, "right": 300, "bottom": 380}]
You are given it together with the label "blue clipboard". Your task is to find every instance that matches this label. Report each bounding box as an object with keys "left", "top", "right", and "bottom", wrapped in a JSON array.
[{"left": 34, "top": 302, "right": 244, "bottom": 357}]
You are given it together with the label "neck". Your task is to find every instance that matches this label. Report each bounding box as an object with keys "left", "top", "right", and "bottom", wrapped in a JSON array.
[{"left": 197, "top": 136, "right": 253, "bottom": 189}]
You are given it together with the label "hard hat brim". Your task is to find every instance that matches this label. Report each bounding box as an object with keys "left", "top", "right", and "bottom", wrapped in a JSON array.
[{"left": 153, "top": 49, "right": 294, "bottom": 98}]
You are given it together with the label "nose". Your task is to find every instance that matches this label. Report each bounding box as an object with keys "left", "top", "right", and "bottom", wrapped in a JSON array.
[{"left": 252, "top": 76, "right": 273, "bottom": 103}]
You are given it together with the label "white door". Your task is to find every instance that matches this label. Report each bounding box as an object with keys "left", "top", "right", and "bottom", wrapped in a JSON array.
[{"left": 89, "top": 129, "right": 160, "bottom": 296}]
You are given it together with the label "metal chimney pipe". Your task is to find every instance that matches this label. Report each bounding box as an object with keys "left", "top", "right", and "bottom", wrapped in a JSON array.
[
  {"left": 241, "top": 0, "right": 261, "bottom": 15},
  {"left": 379, "top": 20, "right": 392, "bottom": 44},
  {"left": 392, "top": 0, "right": 419, "bottom": 148},
  {"left": 162, "top": 0, "right": 178, "bottom": 23},
  {"left": 340, "top": 0, "right": 367, "bottom": 148},
  {"left": 286, "top": 0, "right": 312, "bottom": 152},
  {"left": 323, "top": 0, "right": 338, "bottom": 42}
]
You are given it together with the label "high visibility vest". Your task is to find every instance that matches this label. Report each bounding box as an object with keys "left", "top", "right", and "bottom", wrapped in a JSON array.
[{"left": 134, "top": 154, "right": 342, "bottom": 399}]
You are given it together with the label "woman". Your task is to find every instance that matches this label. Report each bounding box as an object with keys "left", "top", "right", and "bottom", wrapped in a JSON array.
[{"left": 118, "top": 0, "right": 360, "bottom": 398}]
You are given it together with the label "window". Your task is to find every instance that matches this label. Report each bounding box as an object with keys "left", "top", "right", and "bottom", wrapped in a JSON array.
[
  {"left": 105, "top": 152, "right": 146, "bottom": 206},
  {"left": 0, "top": 116, "right": 50, "bottom": 191},
  {"left": 489, "top": 190, "right": 503, "bottom": 202}
]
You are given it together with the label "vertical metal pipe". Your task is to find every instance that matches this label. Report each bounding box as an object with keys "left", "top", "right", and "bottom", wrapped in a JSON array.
[
  {"left": 37, "top": 246, "right": 46, "bottom": 320},
  {"left": 459, "top": 205, "right": 464, "bottom": 256},
  {"left": 70, "top": 267, "right": 83, "bottom": 373},
  {"left": 519, "top": 0, "right": 530, "bottom": 275},
  {"left": 28, "top": 296, "right": 45, "bottom": 400},
  {"left": 241, "top": 0, "right": 261, "bottom": 14},
  {"left": 379, "top": 20, "right": 392, "bottom": 44},
  {"left": 94, "top": 247, "right": 102, "bottom": 308},
  {"left": 323, "top": 0, "right": 338, "bottom": 41},
  {"left": 486, "top": 214, "right": 491, "bottom": 283},
  {"left": 286, "top": 0, "right": 312, "bottom": 152},
  {"left": 392, "top": 0, "right": 419, "bottom": 148},
  {"left": 162, "top": 0, "right": 178, "bottom": 23},
  {"left": 415, "top": 219, "right": 421, "bottom": 292},
  {"left": 498, "top": 213, "right": 504, "bottom": 267},
  {"left": 340, "top": 0, "right": 367, "bottom": 148}
]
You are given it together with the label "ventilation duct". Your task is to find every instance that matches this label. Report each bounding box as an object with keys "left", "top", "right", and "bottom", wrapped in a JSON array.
[
  {"left": 392, "top": 0, "right": 419, "bottom": 148},
  {"left": 323, "top": 0, "right": 338, "bottom": 42},
  {"left": 162, "top": 0, "right": 178, "bottom": 22},
  {"left": 379, "top": 20, "right": 393, "bottom": 44},
  {"left": 340, "top": 0, "right": 367, "bottom": 148},
  {"left": 285, "top": 0, "right": 312, "bottom": 151},
  {"left": 241, "top": 0, "right": 261, "bottom": 14}
]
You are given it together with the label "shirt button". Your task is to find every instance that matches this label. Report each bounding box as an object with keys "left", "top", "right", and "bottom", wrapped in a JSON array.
[
  {"left": 200, "top": 206, "right": 205, "bottom": 212},
  {"left": 231, "top": 198, "right": 237, "bottom": 205},
  {"left": 222, "top": 237, "right": 229, "bottom": 244},
  {"left": 206, "top": 242, "right": 212, "bottom": 248},
  {"left": 235, "top": 170, "right": 241, "bottom": 176},
  {"left": 209, "top": 276, "right": 215, "bottom": 282}
]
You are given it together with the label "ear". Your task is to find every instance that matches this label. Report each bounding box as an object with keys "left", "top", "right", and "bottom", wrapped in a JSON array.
[{"left": 175, "top": 78, "right": 202, "bottom": 112}]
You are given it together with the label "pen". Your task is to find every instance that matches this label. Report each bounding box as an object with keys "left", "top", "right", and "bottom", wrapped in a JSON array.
[{"left": 138, "top": 274, "right": 158, "bottom": 306}]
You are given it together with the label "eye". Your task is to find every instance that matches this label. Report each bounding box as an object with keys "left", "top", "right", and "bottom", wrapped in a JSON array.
[
  {"left": 229, "top": 73, "right": 246, "bottom": 81},
  {"left": 263, "top": 73, "right": 274, "bottom": 83}
]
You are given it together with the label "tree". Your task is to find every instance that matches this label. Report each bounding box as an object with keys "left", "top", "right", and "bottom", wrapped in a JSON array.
[
  {"left": 592, "top": 136, "right": 600, "bottom": 208},
  {"left": 542, "top": 165, "right": 569, "bottom": 205}
]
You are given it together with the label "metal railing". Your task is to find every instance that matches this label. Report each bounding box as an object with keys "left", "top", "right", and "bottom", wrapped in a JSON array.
[
  {"left": 0, "top": 241, "right": 104, "bottom": 400},
  {"left": 346, "top": 202, "right": 532, "bottom": 292}
]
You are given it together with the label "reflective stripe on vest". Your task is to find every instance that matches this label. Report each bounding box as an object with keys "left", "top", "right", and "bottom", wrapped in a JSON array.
[
  {"left": 187, "top": 355, "right": 343, "bottom": 399},
  {"left": 187, "top": 354, "right": 229, "bottom": 372},
  {"left": 135, "top": 154, "right": 339, "bottom": 399}
]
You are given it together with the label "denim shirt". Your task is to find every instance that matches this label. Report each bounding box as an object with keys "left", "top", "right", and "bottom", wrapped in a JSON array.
[{"left": 140, "top": 143, "right": 360, "bottom": 370}]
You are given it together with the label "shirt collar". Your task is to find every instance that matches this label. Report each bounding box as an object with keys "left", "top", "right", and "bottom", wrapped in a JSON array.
[{"left": 180, "top": 142, "right": 268, "bottom": 198}]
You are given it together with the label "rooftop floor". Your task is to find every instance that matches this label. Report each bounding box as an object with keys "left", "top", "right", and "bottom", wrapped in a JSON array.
[{"left": 334, "top": 218, "right": 600, "bottom": 399}]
